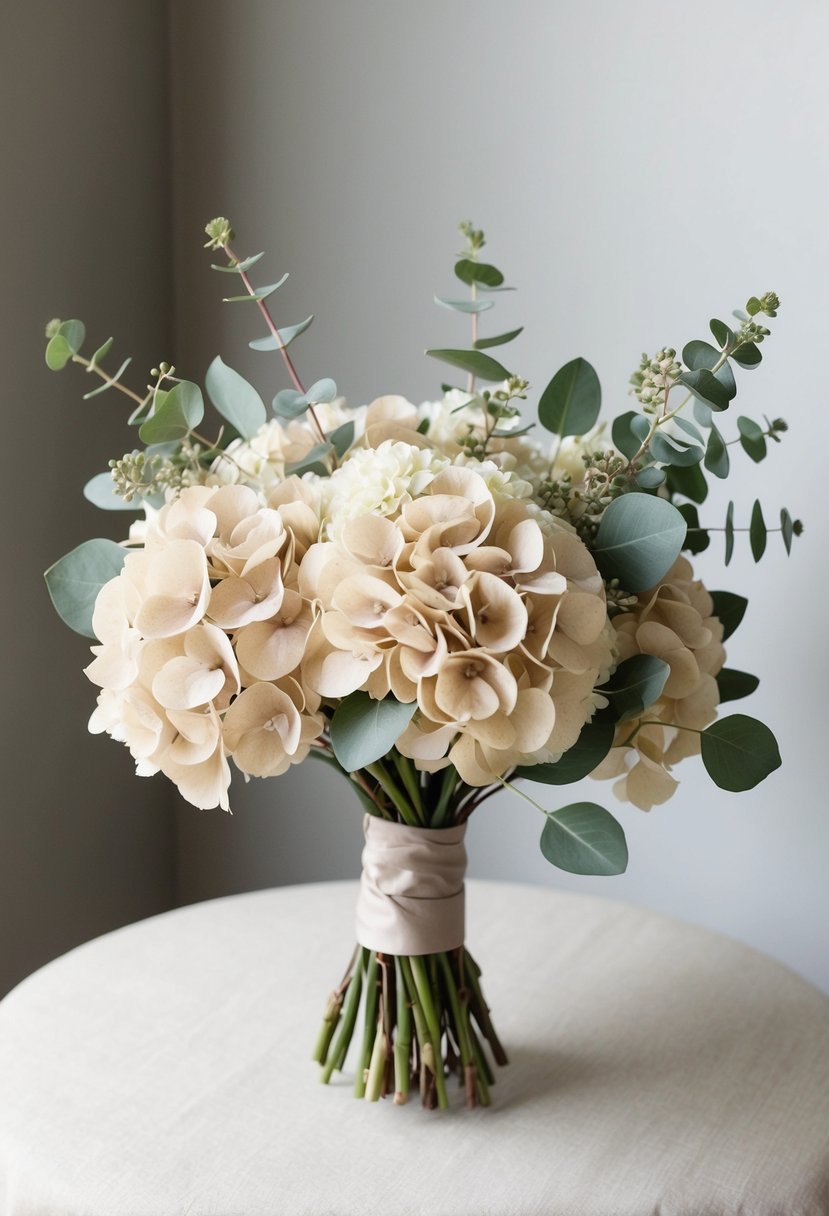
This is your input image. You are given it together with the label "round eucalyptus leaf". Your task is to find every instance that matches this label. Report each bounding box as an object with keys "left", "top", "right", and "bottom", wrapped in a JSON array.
[
  {"left": 329, "top": 693, "right": 417, "bottom": 772},
  {"left": 205, "top": 356, "right": 266, "bottom": 440},
  {"left": 45, "top": 539, "right": 128, "bottom": 638},
  {"left": 700, "top": 715, "right": 781, "bottom": 791},
  {"left": 594, "top": 493, "right": 687, "bottom": 592},
  {"left": 540, "top": 802, "right": 628, "bottom": 876},
  {"left": 538, "top": 357, "right": 601, "bottom": 437}
]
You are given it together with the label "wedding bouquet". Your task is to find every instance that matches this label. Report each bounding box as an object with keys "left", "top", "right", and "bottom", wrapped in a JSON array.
[{"left": 44, "top": 218, "right": 798, "bottom": 1109}]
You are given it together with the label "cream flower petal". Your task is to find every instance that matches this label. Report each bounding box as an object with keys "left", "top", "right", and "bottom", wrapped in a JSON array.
[
  {"left": 166, "top": 707, "right": 222, "bottom": 765},
  {"left": 132, "top": 541, "right": 210, "bottom": 639},
  {"left": 333, "top": 574, "right": 403, "bottom": 627},
  {"left": 462, "top": 572, "right": 528, "bottom": 653},
  {"left": 223, "top": 683, "right": 303, "bottom": 777},
  {"left": 316, "top": 649, "right": 383, "bottom": 698},
  {"left": 208, "top": 558, "right": 285, "bottom": 629},
  {"left": 397, "top": 718, "right": 458, "bottom": 762},
  {"left": 235, "top": 599, "right": 311, "bottom": 682},
  {"left": 341, "top": 515, "right": 404, "bottom": 568},
  {"left": 555, "top": 591, "right": 607, "bottom": 646},
  {"left": 450, "top": 733, "right": 497, "bottom": 787},
  {"left": 434, "top": 650, "right": 517, "bottom": 722},
  {"left": 161, "top": 742, "right": 231, "bottom": 811}
]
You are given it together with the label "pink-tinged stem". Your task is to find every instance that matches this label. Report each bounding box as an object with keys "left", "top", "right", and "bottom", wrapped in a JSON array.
[{"left": 222, "top": 243, "right": 327, "bottom": 446}]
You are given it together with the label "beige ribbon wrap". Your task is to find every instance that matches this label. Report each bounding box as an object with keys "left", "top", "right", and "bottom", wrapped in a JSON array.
[{"left": 355, "top": 814, "right": 467, "bottom": 956}]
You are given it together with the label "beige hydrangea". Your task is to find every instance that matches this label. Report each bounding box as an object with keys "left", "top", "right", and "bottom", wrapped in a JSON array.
[
  {"left": 590, "top": 556, "right": 726, "bottom": 810},
  {"left": 85, "top": 484, "right": 324, "bottom": 811},
  {"left": 300, "top": 464, "right": 613, "bottom": 787}
]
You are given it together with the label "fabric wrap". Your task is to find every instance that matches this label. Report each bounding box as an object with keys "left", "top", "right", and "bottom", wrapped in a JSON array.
[{"left": 355, "top": 814, "right": 467, "bottom": 955}]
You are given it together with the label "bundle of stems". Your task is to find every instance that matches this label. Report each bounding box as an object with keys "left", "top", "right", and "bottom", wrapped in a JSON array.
[{"left": 311, "top": 747, "right": 508, "bottom": 1109}]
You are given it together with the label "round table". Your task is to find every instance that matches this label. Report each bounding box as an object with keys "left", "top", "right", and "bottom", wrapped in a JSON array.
[{"left": 1, "top": 881, "right": 827, "bottom": 1215}]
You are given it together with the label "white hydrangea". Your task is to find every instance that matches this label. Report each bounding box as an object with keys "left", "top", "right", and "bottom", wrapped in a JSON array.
[{"left": 318, "top": 441, "right": 450, "bottom": 540}]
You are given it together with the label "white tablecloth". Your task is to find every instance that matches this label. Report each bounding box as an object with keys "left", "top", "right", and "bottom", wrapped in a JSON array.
[{"left": 1, "top": 881, "right": 828, "bottom": 1215}]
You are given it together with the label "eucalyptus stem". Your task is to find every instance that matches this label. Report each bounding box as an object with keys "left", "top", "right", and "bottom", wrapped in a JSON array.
[
  {"left": 71, "top": 353, "right": 146, "bottom": 407},
  {"left": 366, "top": 761, "right": 419, "bottom": 826}
]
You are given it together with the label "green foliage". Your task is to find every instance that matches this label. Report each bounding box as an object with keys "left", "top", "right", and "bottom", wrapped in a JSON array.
[
  {"left": 205, "top": 356, "right": 266, "bottom": 440},
  {"left": 84, "top": 358, "right": 132, "bottom": 401},
  {"left": 329, "top": 694, "right": 417, "bottom": 772},
  {"left": 737, "top": 416, "right": 767, "bottom": 462},
  {"left": 700, "top": 715, "right": 781, "bottom": 791},
  {"left": 780, "top": 507, "right": 795, "bottom": 554},
  {"left": 704, "top": 423, "right": 729, "bottom": 478},
  {"left": 44, "top": 539, "right": 128, "bottom": 638},
  {"left": 249, "top": 315, "right": 314, "bottom": 351},
  {"left": 89, "top": 336, "right": 114, "bottom": 367},
  {"left": 434, "top": 297, "right": 494, "bottom": 314},
  {"left": 328, "top": 421, "right": 354, "bottom": 458},
  {"left": 211, "top": 251, "right": 265, "bottom": 273},
  {"left": 612, "top": 411, "right": 649, "bottom": 460},
  {"left": 222, "top": 273, "right": 289, "bottom": 303},
  {"left": 454, "top": 259, "right": 505, "bottom": 287},
  {"left": 716, "top": 669, "right": 760, "bottom": 703},
  {"left": 650, "top": 430, "right": 703, "bottom": 468},
  {"left": 594, "top": 493, "right": 687, "bottom": 592},
  {"left": 540, "top": 802, "right": 628, "bottom": 876},
  {"left": 273, "top": 388, "right": 310, "bottom": 419},
  {"left": 750, "top": 499, "right": 767, "bottom": 561},
  {"left": 709, "top": 590, "right": 748, "bottom": 641},
  {"left": 474, "top": 327, "right": 523, "bottom": 350},
  {"left": 425, "top": 348, "right": 512, "bottom": 382},
  {"left": 538, "top": 357, "right": 601, "bottom": 438},
  {"left": 600, "top": 654, "right": 670, "bottom": 722},
  {"left": 83, "top": 472, "right": 143, "bottom": 511},
  {"left": 678, "top": 340, "right": 737, "bottom": 411},
  {"left": 666, "top": 461, "right": 709, "bottom": 504},
  {"left": 677, "top": 503, "right": 710, "bottom": 554},
  {"left": 516, "top": 719, "right": 615, "bottom": 785},
  {"left": 285, "top": 441, "right": 333, "bottom": 477},
  {"left": 45, "top": 319, "right": 86, "bottom": 370},
  {"left": 725, "top": 500, "right": 735, "bottom": 564},
  {"left": 139, "top": 380, "right": 204, "bottom": 443}
]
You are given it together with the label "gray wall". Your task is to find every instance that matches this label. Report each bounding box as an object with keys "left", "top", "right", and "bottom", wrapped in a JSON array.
[
  {"left": 3, "top": 1, "right": 827, "bottom": 997},
  {"left": 169, "top": 0, "right": 829, "bottom": 991},
  {"left": 0, "top": 2, "right": 176, "bottom": 994}
]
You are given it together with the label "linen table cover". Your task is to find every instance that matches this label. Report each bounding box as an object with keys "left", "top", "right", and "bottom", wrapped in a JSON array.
[{"left": 1, "top": 881, "right": 827, "bottom": 1215}]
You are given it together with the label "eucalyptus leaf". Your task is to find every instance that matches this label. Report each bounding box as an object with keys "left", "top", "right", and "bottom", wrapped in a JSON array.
[
  {"left": 704, "top": 423, "right": 730, "bottom": 479},
  {"left": 750, "top": 500, "right": 767, "bottom": 561},
  {"left": 86, "top": 358, "right": 133, "bottom": 401},
  {"left": 600, "top": 654, "right": 670, "bottom": 722},
  {"left": 679, "top": 340, "right": 737, "bottom": 410},
  {"left": 90, "top": 336, "right": 114, "bottom": 367},
  {"left": 709, "top": 318, "right": 735, "bottom": 349},
  {"left": 59, "top": 319, "right": 85, "bottom": 354},
  {"left": 538, "top": 357, "right": 601, "bottom": 438},
  {"left": 454, "top": 259, "right": 505, "bottom": 288},
  {"left": 725, "top": 500, "right": 735, "bottom": 565},
  {"left": 139, "top": 380, "right": 204, "bottom": 443},
  {"left": 44, "top": 539, "right": 128, "bottom": 638},
  {"left": 693, "top": 400, "right": 714, "bottom": 428},
  {"left": 665, "top": 462, "right": 709, "bottom": 505},
  {"left": 540, "top": 803, "right": 628, "bottom": 876},
  {"left": 516, "top": 719, "right": 615, "bottom": 785},
  {"left": 650, "top": 431, "right": 703, "bottom": 468},
  {"left": 677, "top": 503, "right": 710, "bottom": 554},
  {"left": 700, "top": 715, "right": 781, "bottom": 791},
  {"left": 716, "top": 669, "right": 760, "bottom": 704},
  {"left": 249, "top": 315, "right": 314, "bottom": 351},
  {"left": 83, "top": 472, "right": 142, "bottom": 511},
  {"left": 272, "top": 389, "right": 309, "bottom": 419},
  {"left": 475, "top": 326, "right": 524, "bottom": 350},
  {"left": 746, "top": 296, "right": 763, "bottom": 316},
  {"left": 731, "top": 342, "right": 762, "bottom": 368},
  {"left": 612, "top": 411, "right": 650, "bottom": 460},
  {"left": 328, "top": 420, "right": 355, "bottom": 457},
  {"left": 45, "top": 334, "right": 73, "bottom": 370},
  {"left": 434, "top": 297, "right": 495, "bottom": 314},
  {"left": 737, "top": 416, "right": 767, "bottom": 463},
  {"left": 205, "top": 356, "right": 266, "bottom": 440},
  {"left": 306, "top": 378, "right": 338, "bottom": 404},
  {"left": 222, "top": 273, "right": 289, "bottom": 302},
  {"left": 425, "top": 347, "right": 511, "bottom": 382},
  {"left": 710, "top": 590, "right": 747, "bottom": 641},
  {"left": 285, "top": 441, "right": 333, "bottom": 476},
  {"left": 633, "top": 465, "right": 666, "bottom": 489},
  {"left": 672, "top": 417, "right": 705, "bottom": 444},
  {"left": 329, "top": 693, "right": 417, "bottom": 772},
  {"left": 780, "top": 507, "right": 794, "bottom": 555},
  {"left": 594, "top": 493, "right": 686, "bottom": 592},
  {"left": 211, "top": 252, "right": 265, "bottom": 273}
]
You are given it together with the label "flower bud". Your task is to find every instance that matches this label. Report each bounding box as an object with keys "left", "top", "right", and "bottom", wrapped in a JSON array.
[{"left": 204, "top": 217, "right": 234, "bottom": 250}]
